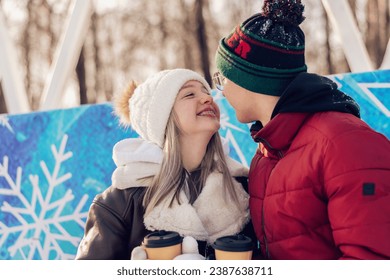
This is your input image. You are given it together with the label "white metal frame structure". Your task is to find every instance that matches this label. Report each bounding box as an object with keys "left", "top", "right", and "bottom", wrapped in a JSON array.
[
  {"left": 321, "top": 0, "right": 374, "bottom": 72},
  {"left": 0, "top": 0, "right": 389, "bottom": 114},
  {"left": 39, "top": 0, "right": 92, "bottom": 111},
  {"left": 0, "top": 11, "right": 30, "bottom": 113},
  {"left": 0, "top": 0, "right": 92, "bottom": 114},
  {"left": 322, "top": 0, "right": 390, "bottom": 71}
]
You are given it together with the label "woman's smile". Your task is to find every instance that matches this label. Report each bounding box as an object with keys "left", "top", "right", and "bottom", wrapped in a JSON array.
[{"left": 197, "top": 105, "right": 217, "bottom": 118}]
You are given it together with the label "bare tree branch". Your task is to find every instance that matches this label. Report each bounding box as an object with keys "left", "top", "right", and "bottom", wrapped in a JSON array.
[{"left": 194, "top": 0, "right": 211, "bottom": 84}]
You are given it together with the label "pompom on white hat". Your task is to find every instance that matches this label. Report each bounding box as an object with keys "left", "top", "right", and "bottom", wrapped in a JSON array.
[{"left": 127, "top": 68, "right": 211, "bottom": 148}]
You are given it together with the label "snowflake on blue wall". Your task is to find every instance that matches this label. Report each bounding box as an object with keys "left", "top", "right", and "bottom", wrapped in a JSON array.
[
  {"left": 0, "top": 115, "right": 13, "bottom": 133},
  {"left": 0, "top": 135, "right": 88, "bottom": 260}
]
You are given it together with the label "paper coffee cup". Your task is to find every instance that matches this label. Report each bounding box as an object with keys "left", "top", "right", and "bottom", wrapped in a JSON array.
[
  {"left": 212, "top": 234, "right": 253, "bottom": 260},
  {"left": 143, "top": 230, "right": 183, "bottom": 260}
]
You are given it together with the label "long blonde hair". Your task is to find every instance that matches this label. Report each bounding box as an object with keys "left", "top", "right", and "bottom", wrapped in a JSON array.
[{"left": 143, "top": 110, "right": 240, "bottom": 215}]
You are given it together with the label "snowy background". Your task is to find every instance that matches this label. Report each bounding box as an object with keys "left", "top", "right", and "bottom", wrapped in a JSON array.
[{"left": 0, "top": 69, "right": 389, "bottom": 260}]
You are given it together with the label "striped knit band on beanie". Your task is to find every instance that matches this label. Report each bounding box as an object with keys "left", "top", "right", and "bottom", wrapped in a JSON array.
[
  {"left": 215, "top": 0, "right": 307, "bottom": 96},
  {"left": 130, "top": 68, "right": 211, "bottom": 148}
]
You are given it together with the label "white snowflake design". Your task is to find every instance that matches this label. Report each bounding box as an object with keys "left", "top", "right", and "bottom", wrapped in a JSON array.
[
  {"left": 0, "top": 134, "right": 88, "bottom": 259},
  {"left": 0, "top": 114, "right": 13, "bottom": 133}
]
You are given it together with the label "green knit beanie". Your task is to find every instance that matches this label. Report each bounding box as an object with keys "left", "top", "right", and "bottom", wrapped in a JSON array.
[{"left": 215, "top": 0, "right": 308, "bottom": 96}]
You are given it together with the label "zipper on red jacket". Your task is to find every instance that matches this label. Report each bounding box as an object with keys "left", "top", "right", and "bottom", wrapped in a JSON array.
[
  {"left": 255, "top": 136, "right": 283, "bottom": 259},
  {"left": 255, "top": 137, "right": 284, "bottom": 159},
  {"left": 262, "top": 208, "right": 271, "bottom": 259}
]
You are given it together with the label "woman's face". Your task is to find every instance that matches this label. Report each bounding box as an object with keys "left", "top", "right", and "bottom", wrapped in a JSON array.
[{"left": 173, "top": 80, "right": 220, "bottom": 137}]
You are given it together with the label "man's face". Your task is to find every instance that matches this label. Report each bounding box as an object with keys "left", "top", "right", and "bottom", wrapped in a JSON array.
[{"left": 222, "top": 79, "right": 256, "bottom": 124}]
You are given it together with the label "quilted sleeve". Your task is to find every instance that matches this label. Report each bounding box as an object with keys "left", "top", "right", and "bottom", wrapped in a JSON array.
[
  {"left": 323, "top": 126, "right": 390, "bottom": 259},
  {"left": 75, "top": 187, "right": 147, "bottom": 259}
]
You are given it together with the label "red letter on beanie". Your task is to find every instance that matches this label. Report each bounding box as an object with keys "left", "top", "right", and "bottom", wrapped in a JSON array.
[{"left": 235, "top": 40, "right": 251, "bottom": 59}]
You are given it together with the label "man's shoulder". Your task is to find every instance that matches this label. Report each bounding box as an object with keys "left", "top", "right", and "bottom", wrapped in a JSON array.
[
  {"left": 306, "top": 112, "right": 390, "bottom": 165},
  {"left": 305, "top": 111, "right": 372, "bottom": 140}
]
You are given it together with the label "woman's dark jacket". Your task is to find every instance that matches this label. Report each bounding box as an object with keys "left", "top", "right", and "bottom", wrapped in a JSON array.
[{"left": 75, "top": 175, "right": 259, "bottom": 260}]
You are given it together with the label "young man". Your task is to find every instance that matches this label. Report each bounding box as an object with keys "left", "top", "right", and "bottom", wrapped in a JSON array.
[{"left": 214, "top": 0, "right": 390, "bottom": 259}]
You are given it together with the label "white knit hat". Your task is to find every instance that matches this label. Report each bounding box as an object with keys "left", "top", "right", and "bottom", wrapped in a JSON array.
[{"left": 130, "top": 68, "right": 211, "bottom": 148}]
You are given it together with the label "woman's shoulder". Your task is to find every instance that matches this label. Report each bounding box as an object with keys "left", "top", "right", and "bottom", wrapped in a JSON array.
[
  {"left": 96, "top": 185, "right": 146, "bottom": 200},
  {"left": 93, "top": 186, "right": 146, "bottom": 217},
  {"left": 225, "top": 156, "right": 249, "bottom": 177}
]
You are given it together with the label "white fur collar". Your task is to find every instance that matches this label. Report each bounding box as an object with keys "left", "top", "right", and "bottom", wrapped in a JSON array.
[
  {"left": 111, "top": 137, "right": 249, "bottom": 243},
  {"left": 144, "top": 172, "right": 249, "bottom": 243}
]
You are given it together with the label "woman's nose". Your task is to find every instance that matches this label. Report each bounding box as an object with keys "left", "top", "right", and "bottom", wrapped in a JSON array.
[{"left": 200, "top": 94, "right": 213, "bottom": 104}]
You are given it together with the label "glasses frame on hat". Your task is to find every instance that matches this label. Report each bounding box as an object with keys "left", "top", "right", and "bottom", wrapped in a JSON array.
[{"left": 212, "top": 71, "right": 226, "bottom": 92}]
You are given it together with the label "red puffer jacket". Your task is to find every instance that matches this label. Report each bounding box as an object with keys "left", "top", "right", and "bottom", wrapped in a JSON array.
[{"left": 249, "top": 111, "right": 390, "bottom": 259}]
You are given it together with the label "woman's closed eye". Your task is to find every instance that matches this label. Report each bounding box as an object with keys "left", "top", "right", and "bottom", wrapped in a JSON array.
[{"left": 184, "top": 92, "right": 195, "bottom": 98}]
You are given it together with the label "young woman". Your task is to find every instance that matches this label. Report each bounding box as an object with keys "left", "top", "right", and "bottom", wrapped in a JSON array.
[{"left": 75, "top": 68, "right": 257, "bottom": 260}]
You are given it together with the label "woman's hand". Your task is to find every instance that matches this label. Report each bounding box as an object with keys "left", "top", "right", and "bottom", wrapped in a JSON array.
[
  {"left": 130, "top": 236, "right": 205, "bottom": 260},
  {"left": 173, "top": 236, "right": 205, "bottom": 260}
]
